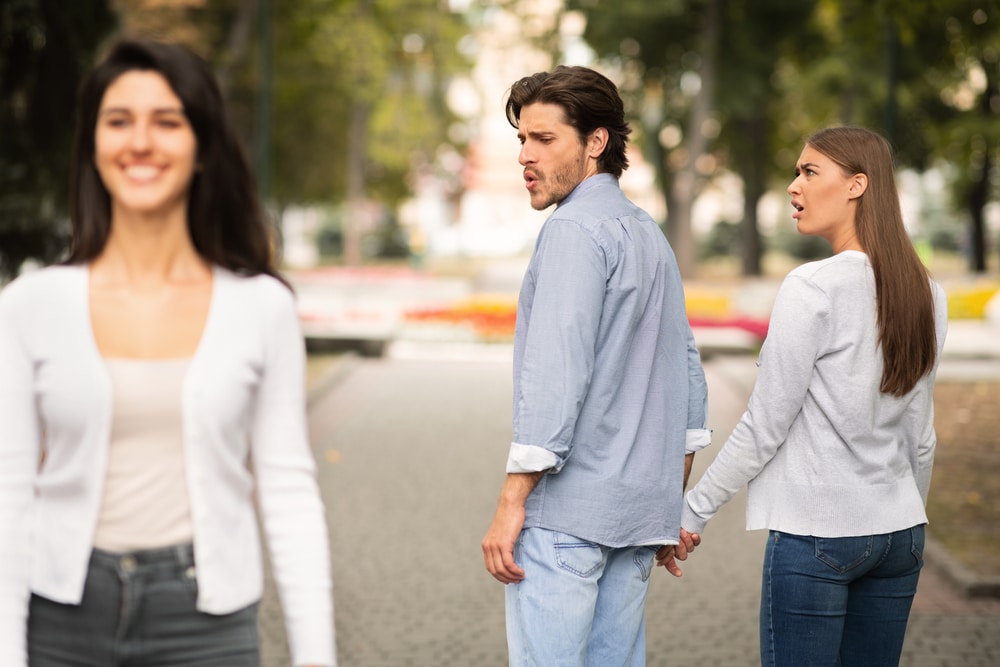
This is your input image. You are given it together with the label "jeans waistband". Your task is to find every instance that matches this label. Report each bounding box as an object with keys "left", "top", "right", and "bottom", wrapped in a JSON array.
[{"left": 91, "top": 542, "right": 195, "bottom": 570}]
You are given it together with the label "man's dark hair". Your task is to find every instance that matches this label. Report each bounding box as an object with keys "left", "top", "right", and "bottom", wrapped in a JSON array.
[{"left": 504, "top": 65, "right": 631, "bottom": 178}]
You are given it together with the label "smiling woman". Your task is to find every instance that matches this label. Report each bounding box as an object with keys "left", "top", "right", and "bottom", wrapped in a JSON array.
[
  {"left": 0, "top": 38, "right": 335, "bottom": 667},
  {"left": 94, "top": 70, "right": 199, "bottom": 223}
]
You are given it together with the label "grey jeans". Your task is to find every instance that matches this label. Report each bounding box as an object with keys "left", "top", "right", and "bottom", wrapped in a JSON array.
[{"left": 28, "top": 543, "right": 259, "bottom": 666}]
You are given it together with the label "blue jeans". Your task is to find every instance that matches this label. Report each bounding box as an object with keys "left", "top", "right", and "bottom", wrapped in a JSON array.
[
  {"left": 506, "top": 527, "right": 657, "bottom": 667},
  {"left": 28, "top": 544, "right": 259, "bottom": 666},
  {"left": 760, "top": 526, "right": 924, "bottom": 667}
]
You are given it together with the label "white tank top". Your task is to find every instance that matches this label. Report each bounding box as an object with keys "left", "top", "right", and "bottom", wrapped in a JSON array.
[{"left": 93, "top": 358, "right": 194, "bottom": 552}]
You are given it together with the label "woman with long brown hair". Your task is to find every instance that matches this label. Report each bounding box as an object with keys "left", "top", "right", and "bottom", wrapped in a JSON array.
[
  {"left": 0, "top": 38, "right": 334, "bottom": 666},
  {"left": 659, "top": 126, "right": 947, "bottom": 666}
]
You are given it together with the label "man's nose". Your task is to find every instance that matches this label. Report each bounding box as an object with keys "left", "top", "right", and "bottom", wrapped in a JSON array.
[{"left": 518, "top": 143, "right": 533, "bottom": 166}]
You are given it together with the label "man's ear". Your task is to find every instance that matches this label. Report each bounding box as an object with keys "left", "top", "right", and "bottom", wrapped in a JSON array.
[
  {"left": 848, "top": 172, "right": 869, "bottom": 199},
  {"left": 588, "top": 128, "right": 609, "bottom": 159}
]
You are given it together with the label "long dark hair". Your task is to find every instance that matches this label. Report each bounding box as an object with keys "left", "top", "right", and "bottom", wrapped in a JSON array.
[
  {"left": 66, "top": 37, "right": 285, "bottom": 285},
  {"left": 504, "top": 65, "right": 631, "bottom": 178},
  {"left": 807, "top": 126, "right": 936, "bottom": 396}
]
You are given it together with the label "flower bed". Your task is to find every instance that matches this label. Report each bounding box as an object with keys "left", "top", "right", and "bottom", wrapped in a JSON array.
[
  {"left": 405, "top": 291, "right": 770, "bottom": 343},
  {"left": 405, "top": 296, "right": 518, "bottom": 342}
]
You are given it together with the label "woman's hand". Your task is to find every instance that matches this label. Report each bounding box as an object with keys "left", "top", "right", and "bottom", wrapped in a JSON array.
[{"left": 655, "top": 528, "right": 701, "bottom": 577}]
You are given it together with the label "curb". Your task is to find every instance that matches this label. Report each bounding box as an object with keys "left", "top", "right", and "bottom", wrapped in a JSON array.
[{"left": 924, "top": 532, "right": 1000, "bottom": 598}]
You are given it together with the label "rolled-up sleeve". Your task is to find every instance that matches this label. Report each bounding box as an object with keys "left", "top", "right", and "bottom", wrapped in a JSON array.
[
  {"left": 685, "top": 324, "right": 710, "bottom": 453},
  {"left": 506, "top": 443, "right": 560, "bottom": 473}
]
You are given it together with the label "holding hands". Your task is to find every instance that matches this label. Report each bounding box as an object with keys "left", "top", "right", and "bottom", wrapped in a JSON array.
[{"left": 655, "top": 528, "right": 701, "bottom": 577}]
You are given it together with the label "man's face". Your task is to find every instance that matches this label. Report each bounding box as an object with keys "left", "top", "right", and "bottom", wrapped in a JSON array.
[{"left": 517, "top": 103, "right": 592, "bottom": 210}]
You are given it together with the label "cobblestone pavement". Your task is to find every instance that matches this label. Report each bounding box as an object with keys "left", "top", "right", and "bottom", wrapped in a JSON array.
[{"left": 258, "top": 351, "right": 1000, "bottom": 666}]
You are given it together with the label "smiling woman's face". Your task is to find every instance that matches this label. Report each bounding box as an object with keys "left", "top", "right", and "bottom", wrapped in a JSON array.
[{"left": 94, "top": 70, "right": 199, "bottom": 220}]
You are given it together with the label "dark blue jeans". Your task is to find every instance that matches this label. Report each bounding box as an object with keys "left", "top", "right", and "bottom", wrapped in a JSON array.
[
  {"left": 760, "top": 527, "right": 924, "bottom": 667},
  {"left": 28, "top": 544, "right": 259, "bottom": 667}
]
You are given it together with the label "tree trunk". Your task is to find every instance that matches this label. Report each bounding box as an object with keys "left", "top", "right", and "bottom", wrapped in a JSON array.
[
  {"left": 968, "top": 151, "right": 989, "bottom": 273},
  {"left": 344, "top": 100, "right": 367, "bottom": 267},
  {"left": 968, "top": 74, "right": 997, "bottom": 274},
  {"left": 342, "top": 0, "right": 375, "bottom": 268},
  {"left": 665, "top": 0, "right": 721, "bottom": 278},
  {"left": 214, "top": 0, "right": 258, "bottom": 98},
  {"left": 739, "top": 117, "right": 765, "bottom": 276}
]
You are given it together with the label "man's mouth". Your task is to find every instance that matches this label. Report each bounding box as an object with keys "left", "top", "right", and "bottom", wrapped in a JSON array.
[{"left": 524, "top": 171, "right": 538, "bottom": 191}]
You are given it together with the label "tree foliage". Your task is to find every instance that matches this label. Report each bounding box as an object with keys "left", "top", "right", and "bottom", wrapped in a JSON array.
[
  {"left": 0, "top": 0, "right": 474, "bottom": 275},
  {"left": 571, "top": 0, "right": 999, "bottom": 274},
  {"left": 0, "top": 0, "right": 116, "bottom": 279},
  {"left": 271, "top": 0, "right": 470, "bottom": 208}
]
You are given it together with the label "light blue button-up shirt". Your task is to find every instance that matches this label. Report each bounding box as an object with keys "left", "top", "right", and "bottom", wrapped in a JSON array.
[{"left": 507, "top": 173, "right": 710, "bottom": 547}]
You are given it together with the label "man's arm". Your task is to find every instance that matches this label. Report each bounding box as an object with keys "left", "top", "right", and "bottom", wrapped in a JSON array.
[{"left": 482, "top": 471, "right": 545, "bottom": 584}]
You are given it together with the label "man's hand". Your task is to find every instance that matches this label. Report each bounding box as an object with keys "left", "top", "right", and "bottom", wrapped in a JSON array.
[
  {"left": 654, "top": 545, "right": 682, "bottom": 577},
  {"left": 481, "top": 502, "right": 526, "bottom": 584},
  {"left": 481, "top": 472, "right": 543, "bottom": 584},
  {"left": 654, "top": 528, "right": 701, "bottom": 577}
]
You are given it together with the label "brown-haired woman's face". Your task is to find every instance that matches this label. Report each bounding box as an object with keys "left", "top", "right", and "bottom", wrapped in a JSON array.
[
  {"left": 94, "top": 70, "right": 198, "bottom": 221},
  {"left": 786, "top": 144, "right": 861, "bottom": 251}
]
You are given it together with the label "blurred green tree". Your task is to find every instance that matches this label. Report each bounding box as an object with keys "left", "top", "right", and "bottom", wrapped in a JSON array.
[
  {"left": 0, "top": 0, "right": 116, "bottom": 280},
  {"left": 568, "top": 0, "right": 713, "bottom": 278},
  {"left": 270, "top": 0, "right": 471, "bottom": 265},
  {"left": 1, "top": 0, "right": 472, "bottom": 274},
  {"left": 777, "top": 0, "right": 999, "bottom": 273},
  {"left": 572, "top": 0, "right": 999, "bottom": 275},
  {"left": 924, "top": 1, "right": 999, "bottom": 273},
  {"left": 570, "top": 0, "right": 814, "bottom": 277},
  {"left": 712, "top": 0, "right": 817, "bottom": 276}
]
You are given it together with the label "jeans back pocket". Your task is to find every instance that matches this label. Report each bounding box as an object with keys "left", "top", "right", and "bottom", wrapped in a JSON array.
[
  {"left": 553, "top": 535, "right": 605, "bottom": 578},
  {"left": 814, "top": 535, "right": 874, "bottom": 573}
]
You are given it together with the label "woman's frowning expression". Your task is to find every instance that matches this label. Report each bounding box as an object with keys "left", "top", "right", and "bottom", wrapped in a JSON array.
[{"left": 787, "top": 144, "right": 865, "bottom": 252}]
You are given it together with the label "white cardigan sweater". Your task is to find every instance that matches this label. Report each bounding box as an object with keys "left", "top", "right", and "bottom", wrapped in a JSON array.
[
  {"left": 683, "top": 251, "right": 948, "bottom": 538},
  {"left": 0, "top": 265, "right": 335, "bottom": 666}
]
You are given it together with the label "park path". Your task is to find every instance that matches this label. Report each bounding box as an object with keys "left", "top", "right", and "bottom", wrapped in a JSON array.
[{"left": 258, "top": 349, "right": 1000, "bottom": 666}]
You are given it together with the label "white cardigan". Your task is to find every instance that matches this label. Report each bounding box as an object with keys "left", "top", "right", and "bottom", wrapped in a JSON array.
[
  {"left": 683, "top": 251, "right": 948, "bottom": 538},
  {"left": 0, "top": 265, "right": 335, "bottom": 666}
]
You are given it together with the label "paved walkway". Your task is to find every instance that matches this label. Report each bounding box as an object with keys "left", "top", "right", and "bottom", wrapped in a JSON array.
[{"left": 257, "top": 349, "right": 1000, "bottom": 666}]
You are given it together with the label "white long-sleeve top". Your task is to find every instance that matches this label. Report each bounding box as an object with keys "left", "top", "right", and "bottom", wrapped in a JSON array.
[
  {"left": 0, "top": 265, "right": 335, "bottom": 666},
  {"left": 683, "top": 251, "right": 948, "bottom": 538}
]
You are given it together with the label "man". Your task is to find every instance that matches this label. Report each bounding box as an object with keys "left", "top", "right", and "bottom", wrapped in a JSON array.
[{"left": 481, "top": 65, "right": 711, "bottom": 667}]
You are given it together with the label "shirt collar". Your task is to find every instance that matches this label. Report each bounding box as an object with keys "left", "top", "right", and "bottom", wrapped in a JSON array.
[{"left": 557, "top": 173, "right": 618, "bottom": 209}]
